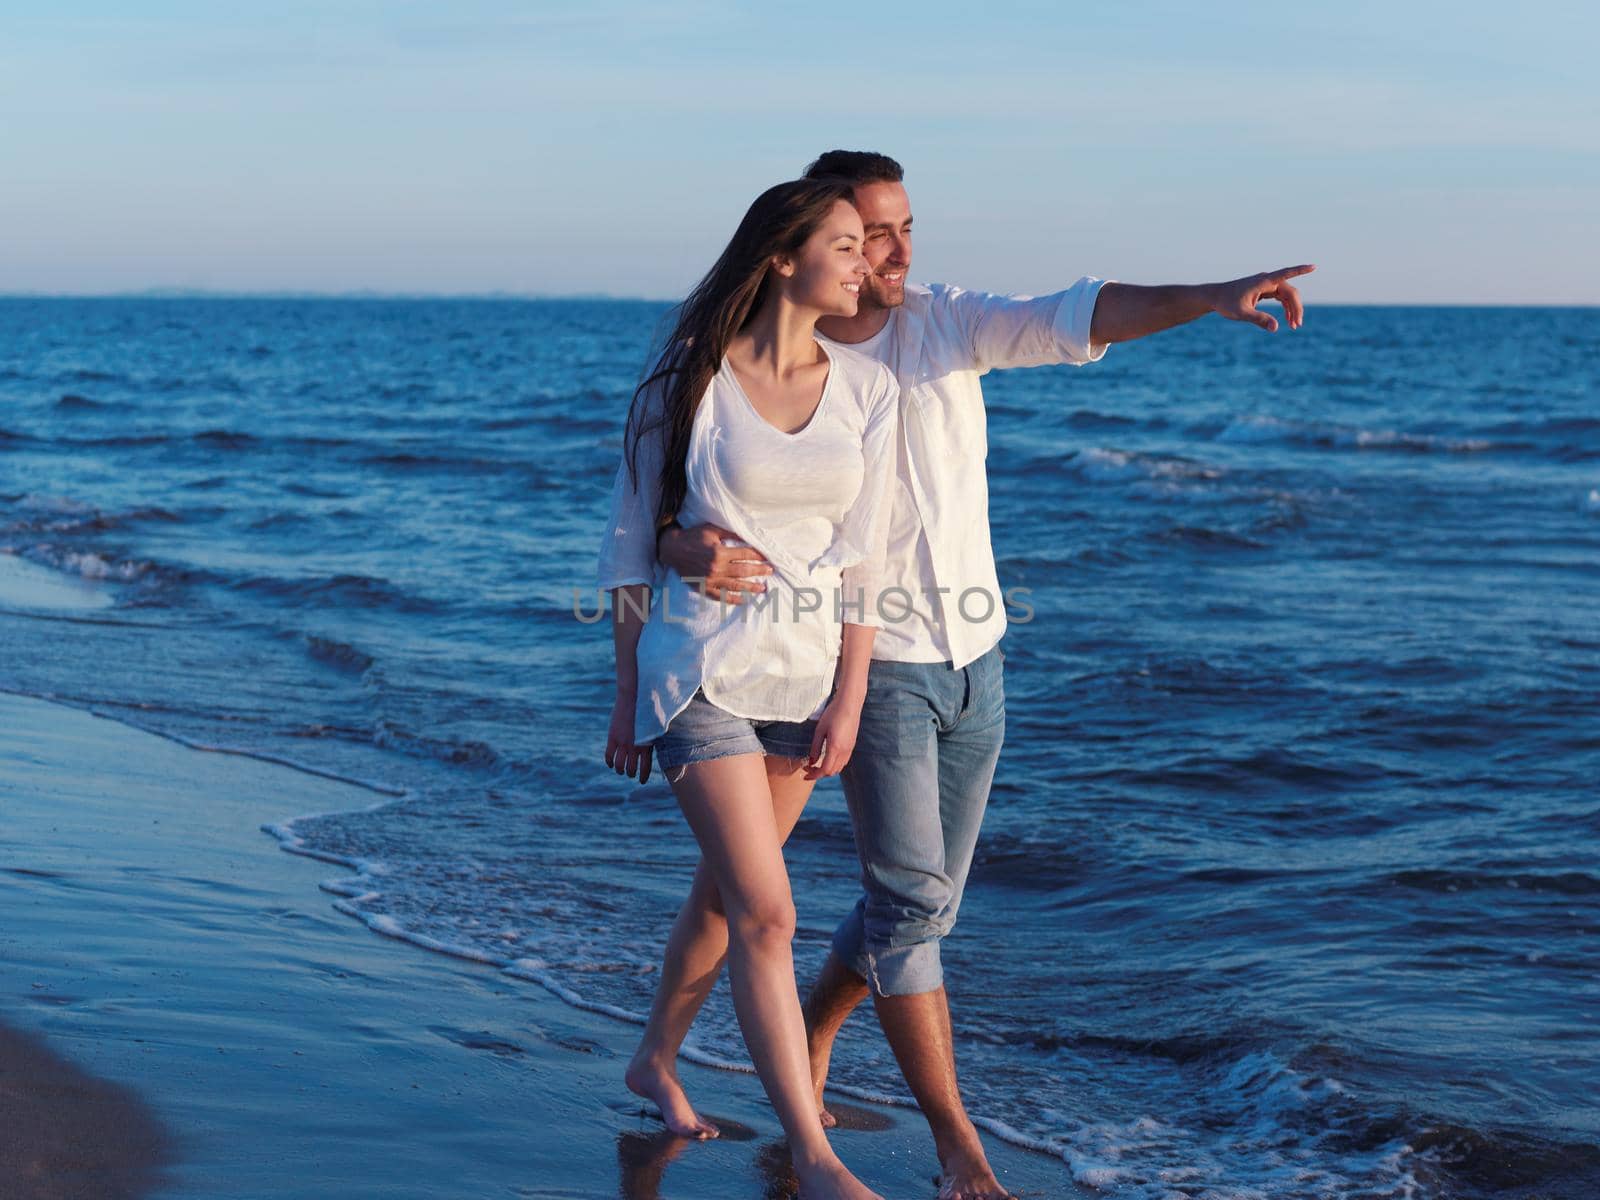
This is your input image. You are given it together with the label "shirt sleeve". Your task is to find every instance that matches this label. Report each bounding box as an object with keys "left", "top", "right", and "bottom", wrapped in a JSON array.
[
  {"left": 834, "top": 363, "right": 901, "bottom": 630},
  {"left": 596, "top": 380, "right": 667, "bottom": 591},
  {"left": 943, "top": 276, "right": 1111, "bottom": 371}
]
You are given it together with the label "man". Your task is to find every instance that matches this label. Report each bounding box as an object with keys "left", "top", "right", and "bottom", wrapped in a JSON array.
[{"left": 658, "top": 150, "right": 1311, "bottom": 1200}]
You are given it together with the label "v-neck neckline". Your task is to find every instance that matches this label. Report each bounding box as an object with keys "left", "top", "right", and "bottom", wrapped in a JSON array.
[{"left": 720, "top": 340, "right": 834, "bottom": 438}]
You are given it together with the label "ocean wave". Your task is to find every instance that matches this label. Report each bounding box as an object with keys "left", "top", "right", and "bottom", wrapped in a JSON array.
[
  {"left": 1069, "top": 446, "right": 1226, "bottom": 484},
  {"left": 1040, "top": 1030, "right": 1252, "bottom": 1062},
  {"left": 48, "top": 430, "right": 361, "bottom": 454},
  {"left": 230, "top": 570, "right": 442, "bottom": 613},
  {"left": 192, "top": 429, "right": 259, "bottom": 450},
  {"left": 1014, "top": 1044, "right": 1436, "bottom": 1199},
  {"left": 1385, "top": 867, "right": 1600, "bottom": 896},
  {"left": 282, "top": 481, "right": 350, "bottom": 498},
  {"left": 1218, "top": 414, "right": 1498, "bottom": 454},
  {"left": 1065, "top": 407, "right": 1141, "bottom": 430},
  {"left": 976, "top": 1046, "right": 1442, "bottom": 1200},
  {"left": 1486, "top": 415, "right": 1600, "bottom": 439},
  {"left": 1406, "top": 1122, "right": 1600, "bottom": 1199},
  {"left": 9, "top": 493, "right": 97, "bottom": 515},
  {"left": 969, "top": 828, "right": 1088, "bottom": 892},
  {"left": 1, "top": 497, "right": 187, "bottom": 536},
  {"left": 373, "top": 720, "right": 500, "bottom": 769},
  {"left": 479, "top": 411, "right": 614, "bottom": 434},
  {"left": 1150, "top": 523, "right": 1268, "bottom": 551},
  {"left": 246, "top": 511, "right": 314, "bottom": 531},
  {"left": 298, "top": 632, "right": 376, "bottom": 675},
  {"left": 70, "top": 433, "right": 171, "bottom": 448},
  {"left": 360, "top": 451, "right": 515, "bottom": 472},
  {"left": 56, "top": 393, "right": 116, "bottom": 410},
  {"left": 1120, "top": 746, "right": 1387, "bottom": 794},
  {"left": 264, "top": 813, "right": 1385, "bottom": 1197},
  {"left": 0, "top": 542, "right": 160, "bottom": 584},
  {"left": 16, "top": 545, "right": 402, "bottom": 606}
]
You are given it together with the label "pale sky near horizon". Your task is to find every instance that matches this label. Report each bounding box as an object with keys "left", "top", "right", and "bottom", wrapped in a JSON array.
[{"left": 3, "top": 2, "right": 1597, "bottom": 303}]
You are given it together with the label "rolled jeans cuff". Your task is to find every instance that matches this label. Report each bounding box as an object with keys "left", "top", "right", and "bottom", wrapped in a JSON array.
[{"left": 831, "top": 902, "right": 945, "bottom": 997}]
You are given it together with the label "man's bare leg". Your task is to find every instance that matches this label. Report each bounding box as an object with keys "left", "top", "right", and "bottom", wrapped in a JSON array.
[
  {"left": 804, "top": 954, "right": 1011, "bottom": 1197},
  {"left": 801, "top": 951, "right": 870, "bottom": 1127},
  {"left": 871, "top": 986, "right": 1013, "bottom": 1200}
]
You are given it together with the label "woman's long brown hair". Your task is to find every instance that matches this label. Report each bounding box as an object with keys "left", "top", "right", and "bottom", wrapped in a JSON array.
[{"left": 624, "top": 177, "right": 853, "bottom": 527}]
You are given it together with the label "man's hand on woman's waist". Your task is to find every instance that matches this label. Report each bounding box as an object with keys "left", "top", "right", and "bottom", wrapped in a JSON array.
[{"left": 657, "top": 522, "right": 774, "bottom": 603}]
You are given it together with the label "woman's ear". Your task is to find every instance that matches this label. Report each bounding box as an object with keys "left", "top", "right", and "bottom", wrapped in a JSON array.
[{"left": 770, "top": 254, "right": 796, "bottom": 279}]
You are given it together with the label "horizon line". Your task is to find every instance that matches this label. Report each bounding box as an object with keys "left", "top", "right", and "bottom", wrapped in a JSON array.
[{"left": 0, "top": 288, "right": 1596, "bottom": 309}]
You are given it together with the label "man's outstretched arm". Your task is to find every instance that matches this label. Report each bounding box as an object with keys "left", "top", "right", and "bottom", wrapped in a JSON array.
[{"left": 1089, "top": 264, "right": 1316, "bottom": 345}]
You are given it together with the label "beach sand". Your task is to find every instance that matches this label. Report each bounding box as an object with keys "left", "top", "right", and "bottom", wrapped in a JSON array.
[{"left": 0, "top": 691, "right": 1074, "bottom": 1199}]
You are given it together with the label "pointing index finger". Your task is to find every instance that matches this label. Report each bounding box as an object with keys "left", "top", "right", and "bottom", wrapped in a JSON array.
[{"left": 1275, "top": 264, "right": 1316, "bottom": 280}]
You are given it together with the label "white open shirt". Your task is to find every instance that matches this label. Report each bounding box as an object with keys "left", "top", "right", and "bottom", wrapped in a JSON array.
[
  {"left": 816, "top": 278, "right": 1109, "bottom": 669},
  {"left": 597, "top": 340, "right": 900, "bottom": 744}
]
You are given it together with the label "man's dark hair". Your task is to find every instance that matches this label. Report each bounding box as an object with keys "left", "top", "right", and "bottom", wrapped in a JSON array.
[{"left": 802, "top": 150, "right": 904, "bottom": 188}]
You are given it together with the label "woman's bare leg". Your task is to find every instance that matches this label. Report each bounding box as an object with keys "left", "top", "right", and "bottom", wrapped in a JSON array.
[
  {"left": 626, "top": 756, "right": 815, "bottom": 1137},
  {"left": 663, "top": 753, "right": 877, "bottom": 1199}
]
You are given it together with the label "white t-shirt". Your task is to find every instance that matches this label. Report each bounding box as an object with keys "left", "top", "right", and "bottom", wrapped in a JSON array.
[{"left": 597, "top": 340, "right": 900, "bottom": 743}]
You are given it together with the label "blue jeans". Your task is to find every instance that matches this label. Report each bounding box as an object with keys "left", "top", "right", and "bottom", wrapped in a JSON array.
[{"left": 831, "top": 644, "right": 1005, "bottom": 996}]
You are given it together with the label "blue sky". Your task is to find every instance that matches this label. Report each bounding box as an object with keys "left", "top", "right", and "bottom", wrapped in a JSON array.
[{"left": 3, "top": 2, "right": 1597, "bottom": 302}]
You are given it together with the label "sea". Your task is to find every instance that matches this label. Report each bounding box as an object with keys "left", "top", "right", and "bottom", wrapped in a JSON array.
[{"left": 1, "top": 296, "right": 1596, "bottom": 1199}]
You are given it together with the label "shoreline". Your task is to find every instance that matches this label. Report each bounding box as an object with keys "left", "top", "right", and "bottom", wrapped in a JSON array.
[{"left": 0, "top": 690, "right": 1073, "bottom": 1198}]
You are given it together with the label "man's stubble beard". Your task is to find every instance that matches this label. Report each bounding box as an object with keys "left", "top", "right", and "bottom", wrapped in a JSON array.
[{"left": 859, "top": 277, "right": 906, "bottom": 312}]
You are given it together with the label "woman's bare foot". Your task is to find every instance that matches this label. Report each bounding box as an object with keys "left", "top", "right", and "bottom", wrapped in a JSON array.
[
  {"left": 624, "top": 1051, "right": 720, "bottom": 1140},
  {"left": 818, "top": 1104, "right": 838, "bottom": 1129},
  {"left": 794, "top": 1153, "right": 884, "bottom": 1200}
]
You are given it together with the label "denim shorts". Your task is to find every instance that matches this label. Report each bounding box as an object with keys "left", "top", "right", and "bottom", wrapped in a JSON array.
[{"left": 653, "top": 689, "right": 817, "bottom": 779}]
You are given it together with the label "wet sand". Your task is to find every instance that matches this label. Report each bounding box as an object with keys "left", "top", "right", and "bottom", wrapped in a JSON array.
[
  {"left": 0, "top": 691, "right": 1074, "bottom": 1198},
  {"left": 0, "top": 1019, "right": 172, "bottom": 1199}
]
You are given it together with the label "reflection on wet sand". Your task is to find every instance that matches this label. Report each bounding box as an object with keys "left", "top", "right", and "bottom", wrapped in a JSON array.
[
  {"left": 615, "top": 1096, "right": 903, "bottom": 1198},
  {"left": 616, "top": 1113, "right": 778, "bottom": 1199}
]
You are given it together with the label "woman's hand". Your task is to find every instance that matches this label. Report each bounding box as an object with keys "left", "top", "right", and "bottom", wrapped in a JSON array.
[
  {"left": 804, "top": 690, "right": 863, "bottom": 780},
  {"left": 605, "top": 690, "right": 652, "bottom": 783}
]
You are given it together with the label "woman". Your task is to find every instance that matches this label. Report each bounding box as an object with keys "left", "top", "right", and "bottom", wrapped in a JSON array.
[{"left": 597, "top": 178, "right": 898, "bottom": 1200}]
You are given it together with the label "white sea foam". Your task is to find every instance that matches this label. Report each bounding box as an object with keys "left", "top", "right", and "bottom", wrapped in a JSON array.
[
  {"left": 1219, "top": 413, "right": 1493, "bottom": 454},
  {"left": 0, "top": 551, "right": 115, "bottom": 611},
  {"left": 247, "top": 785, "right": 1444, "bottom": 1199},
  {"left": 15, "top": 493, "right": 96, "bottom": 514},
  {"left": 1072, "top": 447, "right": 1225, "bottom": 485}
]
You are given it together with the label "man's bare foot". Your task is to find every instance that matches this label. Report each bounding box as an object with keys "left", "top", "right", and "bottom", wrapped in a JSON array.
[
  {"left": 624, "top": 1052, "right": 719, "bottom": 1140},
  {"left": 793, "top": 1153, "right": 884, "bottom": 1200},
  {"left": 935, "top": 1138, "right": 1015, "bottom": 1200}
]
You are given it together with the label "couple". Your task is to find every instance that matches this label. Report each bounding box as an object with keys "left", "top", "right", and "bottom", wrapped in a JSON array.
[{"left": 598, "top": 150, "right": 1312, "bottom": 1200}]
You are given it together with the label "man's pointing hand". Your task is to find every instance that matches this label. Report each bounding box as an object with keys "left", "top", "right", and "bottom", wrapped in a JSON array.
[{"left": 1211, "top": 264, "right": 1316, "bottom": 333}]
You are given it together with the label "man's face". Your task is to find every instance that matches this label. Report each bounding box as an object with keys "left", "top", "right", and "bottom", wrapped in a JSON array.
[{"left": 851, "top": 181, "right": 912, "bottom": 311}]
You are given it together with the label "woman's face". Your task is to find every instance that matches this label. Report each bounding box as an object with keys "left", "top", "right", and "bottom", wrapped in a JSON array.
[{"left": 779, "top": 200, "right": 869, "bottom": 318}]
